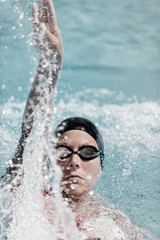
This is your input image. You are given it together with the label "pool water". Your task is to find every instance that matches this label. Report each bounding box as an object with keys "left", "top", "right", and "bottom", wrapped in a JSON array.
[{"left": 0, "top": 0, "right": 160, "bottom": 239}]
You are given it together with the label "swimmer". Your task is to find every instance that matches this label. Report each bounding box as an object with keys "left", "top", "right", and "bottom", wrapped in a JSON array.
[{"left": 1, "top": 0, "right": 145, "bottom": 239}]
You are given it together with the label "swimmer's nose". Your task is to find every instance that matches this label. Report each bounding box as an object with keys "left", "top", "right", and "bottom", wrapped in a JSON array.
[{"left": 68, "top": 152, "right": 81, "bottom": 170}]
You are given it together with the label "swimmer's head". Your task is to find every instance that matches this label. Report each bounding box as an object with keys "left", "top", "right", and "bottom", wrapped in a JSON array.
[
  {"left": 55, "top": 117, "right": 104, "bottom": 169},
  {"left": 54, "top": 117, "right": 104, "bottom": 199}
]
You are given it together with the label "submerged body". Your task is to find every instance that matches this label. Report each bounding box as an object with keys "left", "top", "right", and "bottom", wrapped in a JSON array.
[{"left": 43, "top": 192, "right": 144, "bottom": 239}]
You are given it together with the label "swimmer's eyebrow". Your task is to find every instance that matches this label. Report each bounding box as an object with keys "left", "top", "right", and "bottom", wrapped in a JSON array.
[
  {"left": 56, "top": 143, "right": 70, "bottom": 148},
  {"left": 56, "top": 142, "right": 72, "bottom": 148}
]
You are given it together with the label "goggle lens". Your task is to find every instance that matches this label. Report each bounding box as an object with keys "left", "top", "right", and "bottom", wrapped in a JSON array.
[
  {"left": 79, "top": 147, "right": 98, "bottom": 159},
  {"left": 56, "top": 146, "right": 72, "bottom": 160}
]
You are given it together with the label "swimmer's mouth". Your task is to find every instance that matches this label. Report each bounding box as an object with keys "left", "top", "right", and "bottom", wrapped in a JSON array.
[{"left": 64, "top": 175, "right": 84, "bottom": 181}]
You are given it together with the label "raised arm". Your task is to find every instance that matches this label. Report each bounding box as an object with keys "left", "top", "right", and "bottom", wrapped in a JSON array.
[
  {"left": 23, "top": 0, "right": 63, "bottom": 134},
  {"left": 2, "top": 0, "right": 63, "bottom": 186}
]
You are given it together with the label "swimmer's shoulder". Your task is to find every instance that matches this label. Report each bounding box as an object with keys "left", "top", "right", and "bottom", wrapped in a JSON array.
[{"left": 99, "top": 203, "right": 145, "bottom": 240}]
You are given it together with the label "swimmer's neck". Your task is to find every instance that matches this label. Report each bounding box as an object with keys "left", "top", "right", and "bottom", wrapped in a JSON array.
[{"left": 62, "top": 191, "right": 99, "bottom": 216}]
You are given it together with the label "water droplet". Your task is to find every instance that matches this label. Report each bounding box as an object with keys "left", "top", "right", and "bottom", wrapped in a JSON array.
[
  {"left": 89, "top": 190, "right": 94, "bottom": 195},
  {"left": 10, "top": 96, "right": 15, "bottom": 102},
  {"left": 32, "top": 57, "right": 37, "bottom": 62},
  {"left": 1, "top": 84, "right": 6, "bottom": 90},
  {"left": 18, "top": 86, "right": 22, "bottom": 91},
  {"left": 86, "top": 175, "right": 92, "bottom": 180},
  {"left": 7, "top": 184, "right": 11, "bottom": 189},
  {"left": 19, "top": 12, "right": 24, "bottom": 20},
  {"left": 47, "top": 108, "right": 52, "bottom": 114},
  {"left": 73, "top": 179, "right": 78, "bottom": 183},
  {"left": 38, "top": 158, "right": 42, "bottom": 163},
  {"left": 8, "top": 160, "right": 12, "bottom": 165},
  {"left": 70, "top": 184, "right": 75, "bottom": 189},
  {"left": 44, "top": 175, "right": 48, "bottom": 180},
  {"left": 26, "top": 124, "right": 31, "bottom": 130},
  {"left": 30, "top": 77, "right": 34, "bottom": 83}
]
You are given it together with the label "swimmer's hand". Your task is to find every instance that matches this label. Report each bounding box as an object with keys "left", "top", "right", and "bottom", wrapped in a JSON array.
[{"left": 32, "top": 0, "right": 63, "bottom": 65}]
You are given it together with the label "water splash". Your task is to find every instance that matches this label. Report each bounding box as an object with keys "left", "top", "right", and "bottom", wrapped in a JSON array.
[
  {"left": 0, "top": 0, "right": 159, "bottom": 238},
  {"left": 0, "top": 89, "right": 159, "bottom": 239}
]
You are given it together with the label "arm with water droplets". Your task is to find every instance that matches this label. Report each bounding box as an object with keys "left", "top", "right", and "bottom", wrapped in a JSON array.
[
  {"left": 22, "top": 0, "right": 63, "bottom": 135},
  {"left": 1, "top": 0, "right": 63, "bottom": 187}
]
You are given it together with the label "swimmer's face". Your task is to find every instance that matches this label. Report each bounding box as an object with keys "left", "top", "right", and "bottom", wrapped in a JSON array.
[{"left": 56, "top": 130, "right": 101, "bottom": 200}]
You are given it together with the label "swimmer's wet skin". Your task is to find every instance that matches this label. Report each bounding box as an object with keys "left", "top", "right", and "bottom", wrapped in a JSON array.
[{"left": 0, "top": 0, "right": 146, "bottom": 239}]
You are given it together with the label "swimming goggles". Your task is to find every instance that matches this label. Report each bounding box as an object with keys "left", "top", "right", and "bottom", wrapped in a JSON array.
[{"left": 56, "top": 145, "right": 102, "bottom": 161}]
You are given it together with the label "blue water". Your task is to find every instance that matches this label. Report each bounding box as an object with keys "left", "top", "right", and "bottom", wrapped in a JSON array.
[{"left": 0, "top": 0, "right": 160, "bottom": 239}]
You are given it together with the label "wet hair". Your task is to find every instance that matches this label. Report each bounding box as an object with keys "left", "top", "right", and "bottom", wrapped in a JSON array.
[{"left": 55, "top": 117, "right": 104, "bottom": 169}]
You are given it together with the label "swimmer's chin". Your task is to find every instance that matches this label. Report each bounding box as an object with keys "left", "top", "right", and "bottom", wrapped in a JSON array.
[{"left": 62, "top": 186, "right": 88, "bottom": 202}]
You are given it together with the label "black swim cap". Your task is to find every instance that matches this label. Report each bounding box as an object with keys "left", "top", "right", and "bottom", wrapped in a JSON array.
[{"left": 55, "top": 117, "right": 104, "bottom": 169}]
